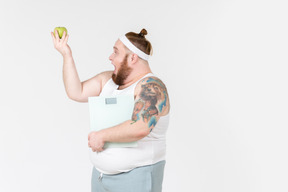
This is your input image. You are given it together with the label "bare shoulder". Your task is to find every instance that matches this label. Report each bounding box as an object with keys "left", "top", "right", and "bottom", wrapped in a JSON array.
[
  {"left": 98, "top": 71, "right": 113, "bottom": 85},
  {"left": 134, "top": 76, "right": 170, "bottom": 116},
  {"left": 85, "top": 70, "right": 113, "bottom": 88},
  {"left": 79, "top": 71, "right": 113, "bottom": 101}
]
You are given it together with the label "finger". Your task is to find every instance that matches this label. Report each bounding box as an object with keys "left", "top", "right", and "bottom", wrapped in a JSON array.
[
  {"left": 64, "top": 34, "right": 69, "bottom": 45},
  {"left": 61, "top": 31, "right": 66, "bottom": 41},
  {"left": 91, "top": 145, "right": 101, "bottom": 152},
  {"left": 51, "top": 32, "right": 54, "bottom": 39},
  {"left": 88, "top": 131, "right": 94, "bottom": 140},
  {"left": 51, "top": 32, "right": 57, "bottom": 45},
  {"left": 54, "top": 29, "right": 60, "bottom": 41},
  {"left": 96, "top": 145, "right": 104, "bottom": 152},
  {"left": 51, "top": 32, "right": 55, "bottom": 42},
  {"left": 95, "top": 148, "right": 102, "bottom": 152}
]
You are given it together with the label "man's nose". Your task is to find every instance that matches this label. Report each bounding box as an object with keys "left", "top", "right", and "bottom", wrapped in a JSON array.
[{"left": 109, "top": 54, "right": 113, "bottom": 61}]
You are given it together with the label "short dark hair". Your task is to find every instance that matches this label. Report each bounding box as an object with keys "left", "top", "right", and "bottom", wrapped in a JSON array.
[{"left": 125, "top": 28, "right": 153, "bottom": 56}]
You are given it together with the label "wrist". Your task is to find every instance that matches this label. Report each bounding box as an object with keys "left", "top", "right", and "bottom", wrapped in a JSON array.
[
  {"left": 99, "top": 129, "right": 108, "bottom": 143},
  {"left": 62, "top": 53, "right": 73, "bottom": 61},
  {"left": 63, "top": 52, "right": 72, "bottom": 58}
]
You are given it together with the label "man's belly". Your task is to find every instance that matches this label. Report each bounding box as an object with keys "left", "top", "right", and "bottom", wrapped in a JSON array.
[{"left": 89, "top": 140, "right": 165, "bottom": 175}]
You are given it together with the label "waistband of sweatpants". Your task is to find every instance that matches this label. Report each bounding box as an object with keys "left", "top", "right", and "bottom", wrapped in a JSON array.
[{"left": 93, "top": 160, "right": 166, "bottom": 176}]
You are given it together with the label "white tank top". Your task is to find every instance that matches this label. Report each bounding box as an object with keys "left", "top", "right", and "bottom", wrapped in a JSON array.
[{"left": 89, "top": 73, "right": 170, "bottom": 174}]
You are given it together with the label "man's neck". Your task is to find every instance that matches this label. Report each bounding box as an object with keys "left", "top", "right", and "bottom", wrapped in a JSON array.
[{"left": 118, "top": 68, "right": 152, "bottom": 90}]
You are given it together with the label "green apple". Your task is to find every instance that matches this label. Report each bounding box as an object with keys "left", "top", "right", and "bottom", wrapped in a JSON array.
[{"left": 54, "top": 27, "right": 68, "bottom": 39}]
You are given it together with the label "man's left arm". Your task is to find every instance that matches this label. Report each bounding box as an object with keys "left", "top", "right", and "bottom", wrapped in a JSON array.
[{"left": 88, "top": 76, "right": 170, "bottom": 152}]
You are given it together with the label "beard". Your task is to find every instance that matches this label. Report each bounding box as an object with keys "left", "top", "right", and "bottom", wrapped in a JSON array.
[{"left": 112, "top": 55, "right": 132, "bottom": 86}]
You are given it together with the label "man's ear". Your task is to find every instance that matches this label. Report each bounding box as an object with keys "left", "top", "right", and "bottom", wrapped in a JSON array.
[{"left": 130, "top": 53, "right": 139, "bottom": 64}]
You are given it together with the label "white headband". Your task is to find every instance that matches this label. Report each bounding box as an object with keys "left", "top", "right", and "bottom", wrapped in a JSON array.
[{"left": 119, "top": 36, "right": 150, "bottom": 61}]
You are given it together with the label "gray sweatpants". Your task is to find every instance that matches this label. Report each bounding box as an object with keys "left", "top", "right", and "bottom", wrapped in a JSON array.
[{"left": 91, "top": 161, "right": 166, "bottom": 192}]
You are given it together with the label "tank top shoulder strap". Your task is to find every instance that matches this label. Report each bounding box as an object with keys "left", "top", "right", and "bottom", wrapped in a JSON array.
[
  {"left": 134, "top": 73, "right": 155, "bottom": 85},
  {"left": 99, "top": 78, "right": 118, "bottom": 96},
  {"left": 131, "top": 73, "right": 155, "bottom": 92},
  {"left": 100, "top": 73, "right": 155, "bottom": 96}
]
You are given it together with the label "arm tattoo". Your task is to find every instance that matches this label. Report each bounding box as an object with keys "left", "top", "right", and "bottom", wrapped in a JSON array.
[{"left": 131, "top": 77, "right": 168, "bottom": 130}]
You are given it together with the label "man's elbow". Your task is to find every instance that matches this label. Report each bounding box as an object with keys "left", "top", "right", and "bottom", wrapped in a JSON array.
[
  {"left": 136, "top": 127, "right": 151, "bottom": 140},
  {"left": 67, "top": 94, "right": 87, "bottom": 103}
]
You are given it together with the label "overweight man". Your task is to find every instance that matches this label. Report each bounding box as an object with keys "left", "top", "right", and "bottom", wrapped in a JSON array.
[{"left": 51, "top": 28, "right": 170, "bottom": 192}]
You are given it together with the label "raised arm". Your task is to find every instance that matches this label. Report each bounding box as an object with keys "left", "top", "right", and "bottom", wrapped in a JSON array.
[{"left": 51, "top": 30, "right": 112, "bottom": 102}]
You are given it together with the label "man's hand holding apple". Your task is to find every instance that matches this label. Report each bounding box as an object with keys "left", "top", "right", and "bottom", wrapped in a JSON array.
[{"left": 51, "top": 28, "right": 72, "bottom": 57}]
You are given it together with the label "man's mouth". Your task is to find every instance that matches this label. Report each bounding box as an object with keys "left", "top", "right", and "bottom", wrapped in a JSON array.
[{"left": 112, "top": 65, "right": 116, "bottom": 74}]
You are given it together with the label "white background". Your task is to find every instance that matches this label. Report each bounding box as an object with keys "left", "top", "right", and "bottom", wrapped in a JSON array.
[{"left": 0, "top": 0, "right": 288, "bottom": 192}]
